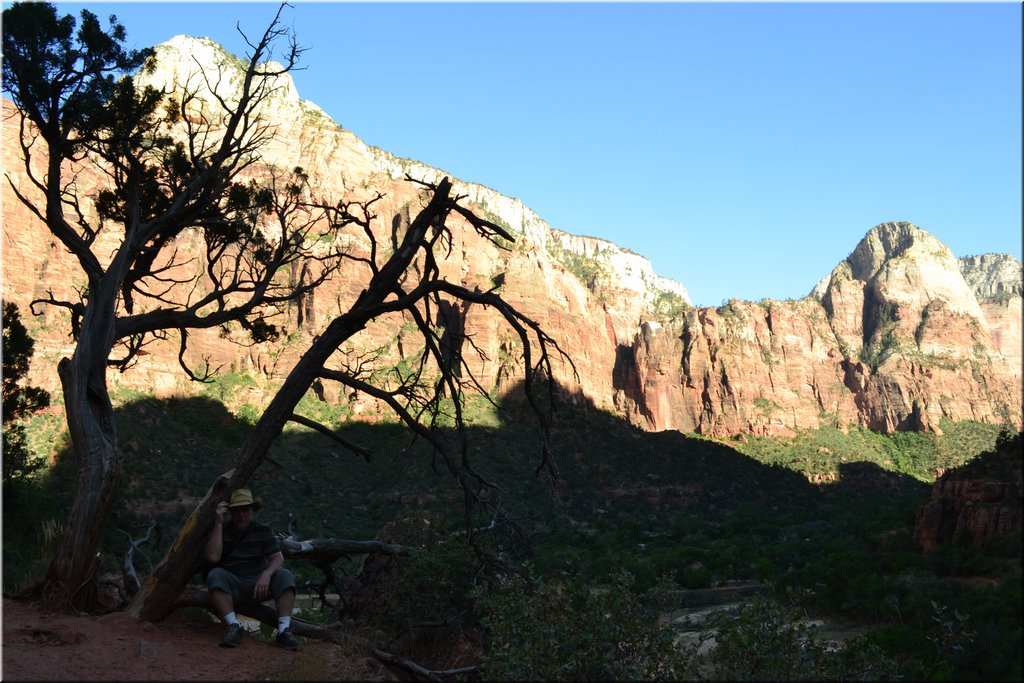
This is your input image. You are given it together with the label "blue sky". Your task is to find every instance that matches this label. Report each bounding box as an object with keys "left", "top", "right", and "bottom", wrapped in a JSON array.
[{"left": 46, "top": 1, "right": 1023, "bottom": 306}]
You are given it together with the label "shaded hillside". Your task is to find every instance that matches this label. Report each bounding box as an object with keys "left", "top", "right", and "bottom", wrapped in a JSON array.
[
  {"left": 5, "top": 385, "right": 937, "bottom": 595},
  {"left": 7, "top": 386, "right": 1020, "bottom": 680}
]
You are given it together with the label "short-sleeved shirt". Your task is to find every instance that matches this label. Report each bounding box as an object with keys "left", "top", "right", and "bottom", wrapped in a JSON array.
[{"left": 215, "top": 520, "right": 280, "bottom": 577}]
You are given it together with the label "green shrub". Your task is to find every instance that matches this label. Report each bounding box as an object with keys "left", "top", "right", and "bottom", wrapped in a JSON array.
[
  {"left": 235, "top": 403, "right": 262, "bottom": 424},
  {"left": 695, "top": 597, "right": 898, "bottom": 681},
  {"left": 546, "top": 242, "right": 608, "bottom": 291},
  {"left": 752, "top": 396, "right": 781, "bottom": 415},
  {"left": 475, "top": 570, "right": 686, "bottom": 680},
  {"left": 372, "top": 517, "right": 480, "bottom": 634},
  {"left": 202, "top": 370, "right": 259, "bottom": 404},
  {"left": 2, "top": 301, "right": 51, "bottom": 484},
  {"left": 650, "top": 289, "right": 690, "bottom": 321}
]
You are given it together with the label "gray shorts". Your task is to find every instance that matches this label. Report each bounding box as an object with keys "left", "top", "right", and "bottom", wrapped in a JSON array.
[{"left": 206, "top": 567, "right": 296, "bottom": 605}]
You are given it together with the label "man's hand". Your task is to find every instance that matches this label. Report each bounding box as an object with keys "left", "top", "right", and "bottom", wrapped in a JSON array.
[
  {"left": 215, "top": 502, "right": 228, "bottom": 525},
  {"left": 254, "top": 570, "right": 272, "bottom": 601}
]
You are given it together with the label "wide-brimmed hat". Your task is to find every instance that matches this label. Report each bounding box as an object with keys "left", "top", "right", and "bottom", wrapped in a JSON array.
[{"left": 227, "top": 488, "right": 262, "bottom": 511}]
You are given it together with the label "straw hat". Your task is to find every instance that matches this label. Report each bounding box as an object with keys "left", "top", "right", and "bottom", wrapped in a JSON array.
[{"left": 227, "top": 488, "right": 262, "bottom": 511}]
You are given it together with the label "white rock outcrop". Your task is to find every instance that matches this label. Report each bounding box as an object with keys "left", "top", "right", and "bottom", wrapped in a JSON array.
[{"left": 959, "top": 253, "right": 1023, "bottom": 302}]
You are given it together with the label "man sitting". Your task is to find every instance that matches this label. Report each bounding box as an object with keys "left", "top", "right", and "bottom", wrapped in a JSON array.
[{"left": 205, "top": 488, "right": 301, "bottom": 650}]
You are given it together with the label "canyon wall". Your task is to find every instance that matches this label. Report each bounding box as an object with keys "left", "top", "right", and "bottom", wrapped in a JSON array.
[
  {"left": 614, "top": 222, "right": 1022, "bottom": 436},
  {"left": 913, "top": 433, "right": 1022, "bottom": 553},
  {"left": 2, "top": 36, "right": 1020, "bottom": 437}
]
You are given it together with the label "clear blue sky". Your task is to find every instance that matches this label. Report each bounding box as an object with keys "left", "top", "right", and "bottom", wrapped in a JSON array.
[{"left": 45, "top": 1, "right": 1023, "bottom": 306}]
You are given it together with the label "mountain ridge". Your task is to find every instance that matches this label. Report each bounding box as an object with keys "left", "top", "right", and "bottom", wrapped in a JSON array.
[
  {"left": 2, "top": 35, "right": 1019, "bottom": 437},
  {"left": 138, "top": 36, "right": 691, "bottom": 309}
]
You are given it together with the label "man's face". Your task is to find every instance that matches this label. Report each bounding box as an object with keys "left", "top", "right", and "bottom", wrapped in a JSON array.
[{"left": 231, "top": 505, "right": 254, "bottom": 532}]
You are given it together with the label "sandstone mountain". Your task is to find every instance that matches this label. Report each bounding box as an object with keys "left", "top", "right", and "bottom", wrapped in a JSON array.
[{"left": 2, "top": 36, "right": 1020, "bottom": 438}]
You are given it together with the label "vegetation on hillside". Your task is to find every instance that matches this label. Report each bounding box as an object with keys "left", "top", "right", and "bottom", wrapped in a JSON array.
[
  {"left": 546, "top": 240, "right": 609, "bottom": 291},
  {"left": 732, "top": 419, "right": 1005, "bottom": 483},
  {"left": 5, "top": 380, "right": 1020, "bottom": 680}
]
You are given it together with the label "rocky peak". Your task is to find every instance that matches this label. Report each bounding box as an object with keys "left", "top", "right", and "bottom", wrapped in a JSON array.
[
  {"left": 847, "top": 222, "right": 953, "bottom": 281},
  {"left": 813, "top": 222, "right": 984, "bottom": 323},
  {"left": 136, "top": 35, "right": 331, "bottom": 125},
  {"left": 618, "top": 220, "right": 1021, "bottom": 437}
]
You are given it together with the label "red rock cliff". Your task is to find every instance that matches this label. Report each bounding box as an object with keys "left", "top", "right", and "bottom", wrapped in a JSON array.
[
  {"left": 614, "top": 223, "right": 1022, "bottom": 436},
  {"left": 913, "top": 433, "right": 1023, "bottom": 553},
  {"left": 2, "top": 38, "right": 1020, "bottom": 437}
]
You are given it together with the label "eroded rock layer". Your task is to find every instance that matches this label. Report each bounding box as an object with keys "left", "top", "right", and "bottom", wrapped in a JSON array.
[
  {"left": 913, "top": 433, "right": 1023, "bottom": 552},
  {"left": 2, "top": 37, "right": 1020, "bottom": 437}
]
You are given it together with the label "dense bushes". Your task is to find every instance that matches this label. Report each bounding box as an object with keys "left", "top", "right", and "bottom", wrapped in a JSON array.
[
  {"left": 475, "top": 571, "right": 686, "bottom": 680},
  {"left": 2, "top": 302, "right": 51, "bottom": 485},
  {"left": 7, "top": 384, "right": 1020, "bottom": 679},
  {"left": 695, "top": 597, "right": 899, "bottom": 681}
]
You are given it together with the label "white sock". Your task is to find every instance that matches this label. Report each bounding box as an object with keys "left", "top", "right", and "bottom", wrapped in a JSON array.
[
  {"left": 278, "top": 616, "right": 291, "bottom": 632},
  {"left": 223, "top": 611, "right": 239, "bottom": 626}
]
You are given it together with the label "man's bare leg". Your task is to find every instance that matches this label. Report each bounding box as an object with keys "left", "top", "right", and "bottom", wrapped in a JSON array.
[
  {"left": 274, "top": 588, "right": 300, "bottom": 649},
  {"left": 210, "top": 588, "right": 234, "bottom": 620},
  {"left": 211, "top": 588, "right": 244, "bottom": 647},
  {"left": 275, "top": 587, "right": 295, "bottom": 619}
]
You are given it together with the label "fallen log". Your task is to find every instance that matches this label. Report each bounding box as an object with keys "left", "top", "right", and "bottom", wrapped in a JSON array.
[
  {"left": 173, "top": 587, "right": 366, "bottom": 645},
  {"left": 372, "top": 647, "right": 480, "bottom": 682},
  {"left": 278, "top": 537, "right": 408, "bottom": 562},
  {"left": 278, "top": 535, "right": 410, "bottom": 613}
]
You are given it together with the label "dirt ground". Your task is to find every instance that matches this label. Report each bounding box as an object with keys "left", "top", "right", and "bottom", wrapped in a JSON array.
[{"left": 1, "top": 597, "right": 396, "bottom": 681}]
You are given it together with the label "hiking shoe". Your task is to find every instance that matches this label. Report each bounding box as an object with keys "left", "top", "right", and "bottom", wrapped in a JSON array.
[
  {"left": 219, "top": 623, "right": 244, "bottom": 648},
  {"left": 276, "top": 627, "right": 300, "bottom": 651}
]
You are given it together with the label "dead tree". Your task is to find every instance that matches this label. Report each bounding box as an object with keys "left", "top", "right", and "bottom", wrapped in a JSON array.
[
  {"left": 280, "top": 535, "right": 406, "bottom": 609},
  {"left": 129, "top": 176, "right": 576, "bottom": 622},
  {"left": 117, "top": 518, "right": 160, "bottom": 598}
]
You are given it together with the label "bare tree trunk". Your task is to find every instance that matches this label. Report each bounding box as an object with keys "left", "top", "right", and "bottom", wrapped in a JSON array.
[{"left": 40, "top": 294, "right": 120, "bottom": 611}]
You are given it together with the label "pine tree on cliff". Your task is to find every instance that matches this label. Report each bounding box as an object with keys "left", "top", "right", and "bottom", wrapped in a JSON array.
[{"left": 3, "top": 2, "right": 571, "bottom": 615}]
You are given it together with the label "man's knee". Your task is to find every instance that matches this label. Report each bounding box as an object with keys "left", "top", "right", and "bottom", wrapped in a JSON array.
[
  {"left": 270, "top": 568, "right": 296, "bottom": 599},
  {"left": 205, "top": 567, "right": 238, "bottom": 599},
  {"left": 206, "top": 567, "right": 228, "bottom": 586}
]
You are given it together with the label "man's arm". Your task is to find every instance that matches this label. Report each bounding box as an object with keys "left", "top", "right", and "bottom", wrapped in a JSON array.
[
  {"left": 205, "top": 502, "right": 229, "bottom": 564},
  {"left": 264, "top": 551, "right": 284, "bottom": 575},
  {"left": 253, "top": 551, "right": 285, "bottom": 601}
]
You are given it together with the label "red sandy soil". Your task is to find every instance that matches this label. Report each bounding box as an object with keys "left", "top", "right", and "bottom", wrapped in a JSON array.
[{"left": 1, "top": 597, "right": 395, "bottom": 681}]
